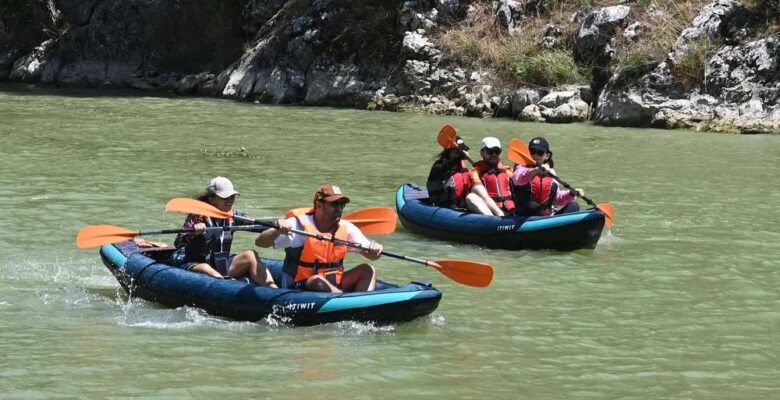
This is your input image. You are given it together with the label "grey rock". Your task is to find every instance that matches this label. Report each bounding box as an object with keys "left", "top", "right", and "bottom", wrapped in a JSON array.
[
  {"left": 305, "top": 63, "right": 366, "bottom": 105},
  {"left": 538, "top": 90, "right": 580, "bottom": 108},
  {"left": 402, "top": 30, "right": 441, "bottom": 60},
  {"left": 539, "top": 24, "right": 563, "bottom": 49},
  {"left": 671, "top": 0, "right": 738, "bottom": 63},
  {"left": 510, "top": 88, "right": 541, "bottom": 116},
  {"left": 595, "top": 34, "right": 780, "bottom": 133},
  {"left": 9, "top": 40, "right": 54, "bottom": 82},
  {"left": 574, "top": 5, "right": 630, "bottom": 65},
  {"left": 436, "top": 0, "right": 460, "bottom": 19},
  {"left": 519, "top": 104, "right": 544, "bottom": 122},
  {"left": 623, "top": 22, "right": 643, "bottom": 42},
  {"left": 176, "top": 73, "right": 215, "bottom": 94},
  {"left": 494, "top": 0, "right": 521, "bottom": 32},
  {"left": 399, "top": 2, "right": 438, "bottom": 32}
]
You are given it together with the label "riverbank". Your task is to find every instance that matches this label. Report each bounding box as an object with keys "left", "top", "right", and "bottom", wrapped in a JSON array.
[{"left": 1, "top": 0, "right": 778, "bottom": 133}]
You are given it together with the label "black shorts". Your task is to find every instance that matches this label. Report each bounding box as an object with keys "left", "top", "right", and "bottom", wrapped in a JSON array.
[{"left": 180, "top": 254, "right": 235, "bottom": 276}]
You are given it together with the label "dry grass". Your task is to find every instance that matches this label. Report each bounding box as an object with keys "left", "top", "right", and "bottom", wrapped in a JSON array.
[
  {"left": 433, "top": 0, "right": 776, "bottom": 90},
  {"left": 434, "top": 1, "right": 591, "bottom": 88},
  {"left": 614, "top": 1, "right": 711, "bottom": 68},
  {"left": 435, "top": 3, "right": 521, "bottom": 73}
]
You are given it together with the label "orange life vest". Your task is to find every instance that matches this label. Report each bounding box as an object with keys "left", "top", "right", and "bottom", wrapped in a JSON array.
[
  {"left": 283, "top": 215, "right": 348, "bottom": 287},
  {"left": 472, "top": 160, "right": 515, "bottom": 211}
]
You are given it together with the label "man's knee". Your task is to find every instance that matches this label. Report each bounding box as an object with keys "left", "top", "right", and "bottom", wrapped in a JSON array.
[{"left": 354, "top": 263, "right": 376, "bottom": 278}]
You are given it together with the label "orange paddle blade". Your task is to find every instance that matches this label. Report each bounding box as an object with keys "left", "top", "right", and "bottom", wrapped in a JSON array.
[
  {"left": 343, "top": 207, "right": 397, "bottom": 235},
  {"left": 508, "top": 139, "right": 536, "bottom": 167},
  {"left": 437, "top": 124, "right": 458, "bottom": 149},
  {"left": 428, "top": 259, "right": 494, "bottom": 287},
  {"left": 285, "top": 207, "right": 396, "bottom": 234},
  {"left": 165, "top": 198, "right": 232, "bottom": 219},
  {"left": 76, "top": 225, "right": 140, "bottom": 249},
  {"left": 597, "top": 203, "right": 615, "bottom": 228}
]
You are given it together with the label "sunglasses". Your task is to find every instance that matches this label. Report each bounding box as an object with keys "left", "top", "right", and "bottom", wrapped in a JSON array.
[
  {"left": 484, "top": 147, "right": 501, "bottom": 156},
  {"left": 530, "top": 148, "right": 546, "bottom": 156}
]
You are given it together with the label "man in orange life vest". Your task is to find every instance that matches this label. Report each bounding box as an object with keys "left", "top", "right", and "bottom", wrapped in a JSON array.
[
  {"left": 465, "top": 137, "right": 514, "bottom": 216},
  {"left": 255, "top": 184, "right": 383, "bottom": 293}
]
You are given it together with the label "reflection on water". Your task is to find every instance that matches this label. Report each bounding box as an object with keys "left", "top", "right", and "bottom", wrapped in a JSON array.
[{"left": 1, "top": 88, "right": 779, "bottom": 397}]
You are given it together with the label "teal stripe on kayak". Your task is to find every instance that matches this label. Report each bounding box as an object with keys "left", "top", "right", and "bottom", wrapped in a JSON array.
[
  {"left": 318, "top": 292, "right": 419, "bottom": 313},
  {"left": 517, "top": 212, "right": 590, "bottom": 232},
  {"left": 101, "top": 244, "right": 127, "bottom": 268},
  {"left": 395, "top": 186, "right": 406, "bottom": 209}
]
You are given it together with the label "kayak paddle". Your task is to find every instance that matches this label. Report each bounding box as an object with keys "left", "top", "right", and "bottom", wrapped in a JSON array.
[
  {"left": 285, "top": 206, "right": 397, "bottom": 235},
  {"left": 166, "top": 198, "right": 493, "bottom": 287},
  {"left": 437, "top": 124, "right": 458, "bottom": 148},
  {"left": 76, "top": 224, "right": 270, "bottom": 249},
  {"left": 508, "top": 139, "right": 615, "bottom": 228},
  {"left": 436, "top": 124, "right": 474, "bottom": 164}
]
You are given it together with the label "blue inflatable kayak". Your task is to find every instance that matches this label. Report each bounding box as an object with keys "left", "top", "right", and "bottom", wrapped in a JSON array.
[
  {"left": 100, "top": 240, "right": 441, "bottom": 326},
  {"left": 396, "top": 183, "right": 605, "bottom": 251}
]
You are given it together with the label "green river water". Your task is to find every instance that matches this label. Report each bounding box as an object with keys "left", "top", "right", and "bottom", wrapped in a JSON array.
[{"left": 1, "top": 87, "right": 779, "bottom": 399}]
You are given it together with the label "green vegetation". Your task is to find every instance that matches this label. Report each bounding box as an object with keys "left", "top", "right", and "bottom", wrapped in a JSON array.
[
  {"left": 511, "top": 50, "right": 590, "bottom": 87},
  {"left": 670, "top": 38, "right": 715, "bottom": 90},
  {"left": 435, "top": 1, "right": 590, "bottom": 88},
  {"left": 434, "top": 0, "right": 730, "bottom": 89}
]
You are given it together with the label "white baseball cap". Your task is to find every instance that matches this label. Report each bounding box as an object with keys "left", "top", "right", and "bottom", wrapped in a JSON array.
[
  {"left": 207, "top": 176, "right": 240, "bottom": 198},
  {"left": 480, "top": 136, "right": 502, "bottom": 150}
]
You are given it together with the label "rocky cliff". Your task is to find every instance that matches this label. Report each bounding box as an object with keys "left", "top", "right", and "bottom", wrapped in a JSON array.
[{"left": 1, "top": 0, "right": 778, "bottom": 133}]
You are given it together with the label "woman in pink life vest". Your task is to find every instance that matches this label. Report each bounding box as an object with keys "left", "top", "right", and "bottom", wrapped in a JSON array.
[{"left": 511, "top": 137, "right": 584, "bottom": 216}]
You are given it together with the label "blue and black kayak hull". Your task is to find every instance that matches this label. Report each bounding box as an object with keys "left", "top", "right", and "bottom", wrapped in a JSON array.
[
  {"left": 396, "top": 183, "right": 605, "bottom": 251},
  {"left": 100, "top": 240, "right": 441, "bottom": 326}
]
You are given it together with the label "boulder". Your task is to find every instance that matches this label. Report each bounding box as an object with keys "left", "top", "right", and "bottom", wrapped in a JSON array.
[{"left": 574, "top": 5, "right": 630, "bottom": 65}]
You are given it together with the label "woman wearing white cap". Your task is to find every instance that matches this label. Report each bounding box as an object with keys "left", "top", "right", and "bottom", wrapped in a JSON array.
[
  {"left": 465, "top": 137, "right": 514, "bottom": 216},
  {"left": 173, "top": 176, "right": 276, "bottom": 287}
]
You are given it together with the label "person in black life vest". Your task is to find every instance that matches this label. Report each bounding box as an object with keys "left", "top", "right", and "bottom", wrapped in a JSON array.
[
  {"left": 173, "top": 176, "right": 277, "bottom": 287},
  {"left": 254, "top": 184, "right": 383, "bottom": 293},
  {"left": 510, "top": 137, "right": 584, "bottom": 216},
  {"left": 465, "top": 137, "right": 513, "bottom": 216},
  {"left": 426, "top": 135, "right": 473, "bottom": 208}
]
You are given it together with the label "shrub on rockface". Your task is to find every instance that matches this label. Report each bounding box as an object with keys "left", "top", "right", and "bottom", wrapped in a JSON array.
[
  {"left": 614, "top": 1, "right": 710, "bottom": 73},
  {"left": 511, "top": 50, "right": 590, "bottom": 87},
  {"left": 436, "top": 1, "right": 589, "bottom": 89},
  {"left": 669, "top": 37, "right": 714, "bottom": 91}
]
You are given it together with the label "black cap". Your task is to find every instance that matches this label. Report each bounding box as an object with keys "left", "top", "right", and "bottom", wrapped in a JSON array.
[
  {"left": 455, "top": 135, "right": 469, "bottom": 152},
  {"left": 528, "top": 137, "right": 550, "bottom": 152}
]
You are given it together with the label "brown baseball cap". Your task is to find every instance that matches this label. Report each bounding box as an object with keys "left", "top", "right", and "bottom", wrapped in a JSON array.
[{"left": 314, "top": 184, "right": 351, "bottom": 203}]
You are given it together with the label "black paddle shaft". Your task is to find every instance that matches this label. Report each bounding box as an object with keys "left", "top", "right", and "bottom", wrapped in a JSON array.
[
  {"left": 537, "top": 167, "right": 599, "bottom": 209},
  {"left": 137, "top": 224, "right": 270, "bottom": 237},
  {"left": 234, "top": 215, "right": 432, "bottom": 267}
]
